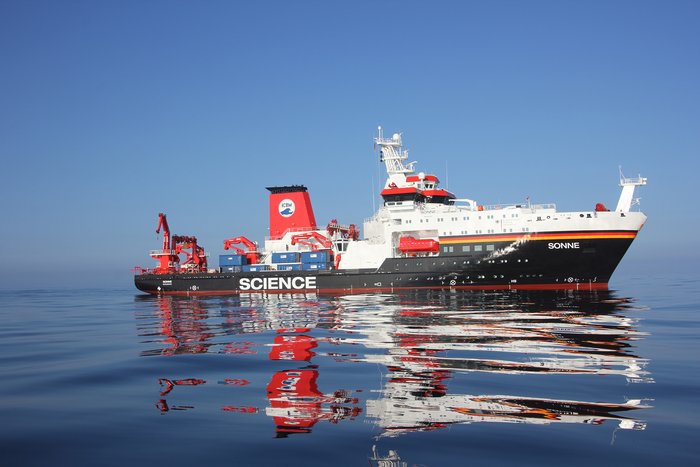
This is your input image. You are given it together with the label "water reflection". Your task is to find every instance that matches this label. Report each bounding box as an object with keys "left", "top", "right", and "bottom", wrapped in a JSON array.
[
  {"left": 266, "top": 366, "right": 362, "bottom": 437},
  {"left": 136, "top": 289, "right": 652, "bottom": 437},
  {"left": 338, "top": 292, "right": 649, "bottom": 381}
]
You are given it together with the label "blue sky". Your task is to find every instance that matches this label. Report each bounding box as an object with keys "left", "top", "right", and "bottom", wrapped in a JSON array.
[{"left": 1, "top": 0, "right": 698, "bottom": 289}]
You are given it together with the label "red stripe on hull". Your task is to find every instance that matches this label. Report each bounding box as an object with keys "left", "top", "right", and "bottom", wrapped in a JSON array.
[{"left": 141, "top": 282, "right": 609, "bottom": 296}]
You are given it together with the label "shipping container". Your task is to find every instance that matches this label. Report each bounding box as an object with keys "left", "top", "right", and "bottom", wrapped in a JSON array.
[
  {"left": 242, "top": 264, "right": 270, "bottom": 272},
  {"left": 220, "top": 266, "right": 242, "bottom": 273},
  {"left": 271, "top": 252, "right": 301, "bottom": 263},
  {"left": 219, "top": 254, "right": 247, "bottom": 266},
  {"left": 276, "top": 263, "right": 302, "bottom": 271},
  {"left": 300, "top": 250, "right": 331, "bottom": 263},
  {"left": 302, "top": 262, "right": 330, "bottom": 271}
]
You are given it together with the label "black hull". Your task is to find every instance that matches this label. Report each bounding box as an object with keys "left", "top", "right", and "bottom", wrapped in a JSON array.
[{"left": 135, "top": 236, "right": 635, "bottom": 295}]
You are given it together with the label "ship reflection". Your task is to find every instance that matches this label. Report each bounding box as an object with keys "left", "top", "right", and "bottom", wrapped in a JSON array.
[
  {"left": 266, "top": 327, "right": 362, "bottom": 437},
  {"left": 338, "top": 290, "right": 649, "bottom": 381},
  {"left": 138, "top": 295, "right": 215, "bottom": 356},
  {"left": 137, "top": 289, "right": 652, "bottom": 436},
  {"left": 366, "top": 366, "right": 648, "bottom": 438},
  {"left": 340, "top": 290, "right": 651, "bottom": 437}
]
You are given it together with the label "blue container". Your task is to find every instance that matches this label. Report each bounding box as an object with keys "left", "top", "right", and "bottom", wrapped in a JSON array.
[
  {"left": 243, "top": 264, "right": 269, "bottom": 272},
  {"left": 220, "top": 254, "right": 246, "bottom": 266},
  {"left": 271, "top": 252, "right": 300, "bottom": 263},
  {"left": 221, "top": 266, "right": 242, "bottom": 273},
  {"left": 277, "top": 263, "right": 302, "bottom": 271},
  {"left": 302, "top": 262, "right": 330, "bottom": 271},
  {"left": 301, "top": 250, "right": 330, "bottom": 263}
]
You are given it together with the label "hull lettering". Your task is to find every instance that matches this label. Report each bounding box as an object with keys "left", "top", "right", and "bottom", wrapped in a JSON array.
[
  {"left": 239, "top": 276, "right": 317, "bottom": 291},
  {"left": 548, "top": 242, "right": 580, "bottom": 250}
]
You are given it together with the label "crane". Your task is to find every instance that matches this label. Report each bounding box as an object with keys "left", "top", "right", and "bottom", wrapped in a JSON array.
[
  {"left": 151, "top": 213, "right": 180, "bottom": 274},
  {"left": 156, "top": 213, "right": 171, "bottom": 252},
  {"left": 173, "top": 235, "right": 208, "bottom": 272},
  {"left": 291, "top": 232, "right": 332, "bottom": 251},
  {"left": 326, "top": 219, "right": 360, "bottom": 241},
  {"left": 223, "top": 236, "right": 260, "bottom": 265}
]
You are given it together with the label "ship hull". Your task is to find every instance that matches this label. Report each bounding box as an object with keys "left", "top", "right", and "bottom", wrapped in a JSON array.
[{"left": 135, "top": 234, "right": 636, "bottom": 295}]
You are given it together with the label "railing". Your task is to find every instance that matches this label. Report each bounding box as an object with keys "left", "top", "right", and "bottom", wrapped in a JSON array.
[
  {"left": 620, "top": 176, "right": 647, "bottom": 186},
  {"left": 150, "top": 249, "right": 177, "bottom": 256},
  {"left": 364, "top": 209, "right": 391, "bottom": 225},
  {"left": 480, "top": 203, "right": 556, "bottom": 211},
  {"left": 264, "top": 226, "right": 322, "bottom": 241},
  {"left": 149, "top": 250, "right": 210, "bottom": 257}
]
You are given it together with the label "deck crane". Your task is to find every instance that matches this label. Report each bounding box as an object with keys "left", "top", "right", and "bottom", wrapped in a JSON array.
[
  {"left": 173, "top": 235, "right": 208, "bottom": 272},
  {"left": 223, "top": 236, "right": 260, "bottom": 265},
  {"left": 151, "top": 213, "right": 180, "bottom": 274},
  {"left": 291, "top": 232, "right": 333, "bottom": 252},
  {"left": 326, "top": 219, "right": 360, "bottom": 241}
]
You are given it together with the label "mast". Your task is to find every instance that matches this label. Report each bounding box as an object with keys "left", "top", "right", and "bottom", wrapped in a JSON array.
[
  {"left": 375, "top": 126, "right": 416, "bottom": 186},
  {"left": 615, "top": 168, "right": 647, "bottom": 212}
]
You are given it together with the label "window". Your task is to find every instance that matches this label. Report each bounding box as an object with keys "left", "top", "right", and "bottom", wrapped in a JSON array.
[
  {"left": 462, "top": 245, "right": 470, "bottom": 252},
  {"left": 474, "top": 245, "right": 483, "bottom": 252},
  {"left": 486, "top": 244, "right": 495, "bottom": 251}
]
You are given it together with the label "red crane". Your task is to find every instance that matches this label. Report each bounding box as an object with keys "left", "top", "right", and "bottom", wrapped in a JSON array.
[
  {"left": 148, "top": 213, "right": 208, "bottom": 274},
  {"left": 223, "top": 236, "right": 260, "bottom": 265},
  {"left": 152, "top": 213, "right": 180, "bottom": 274},
  {"left": 173, "top": 235, "right": 208, "bottom": 272},
  {"left": 326, "top": 219, "right": 360, "bottom": 241},
  {"left": 156, "top": 213, "right": 171, "bottom": 251},
  {"left": 291, "top": 232, "right": 333, "bottom": 251}
]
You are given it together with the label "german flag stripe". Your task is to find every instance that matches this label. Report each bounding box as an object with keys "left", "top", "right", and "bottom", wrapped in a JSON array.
[{"left": 440, "top": 231, "right": 637, "bottom": 244}]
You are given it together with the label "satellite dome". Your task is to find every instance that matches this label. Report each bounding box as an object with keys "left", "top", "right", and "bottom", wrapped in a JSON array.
[{"left": 392, "top": 133, "right": 400, "bottom": 141}]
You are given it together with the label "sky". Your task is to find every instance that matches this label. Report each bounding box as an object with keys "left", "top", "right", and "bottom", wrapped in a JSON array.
[{"left": 1, "top": 0, "right": 698, "bottom": 289}]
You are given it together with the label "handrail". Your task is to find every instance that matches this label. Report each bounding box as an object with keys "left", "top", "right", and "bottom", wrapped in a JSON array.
[
  {"left": 265, "top": 226, "right": 322, "bottom": 241},
  {"left": 620, "top": 176, "right": 647, "bottom": 185},
  {"left": 150, "top": 249, "right": 177, "bottom": 256},
  {"left": 149, "top": 249, "right": 210, "bottom": 257},
  {"left": 480, "top": 203, "right": 556, "bottom": 211}
]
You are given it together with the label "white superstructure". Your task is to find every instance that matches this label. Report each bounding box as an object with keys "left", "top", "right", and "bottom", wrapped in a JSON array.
[{"left": 337, "top": 128, "right": 647, "bottom": 270}]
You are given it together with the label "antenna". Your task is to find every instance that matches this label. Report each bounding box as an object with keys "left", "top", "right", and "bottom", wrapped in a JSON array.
[{"left": 446, "top": 160, "right": 449, "bottom": 190}]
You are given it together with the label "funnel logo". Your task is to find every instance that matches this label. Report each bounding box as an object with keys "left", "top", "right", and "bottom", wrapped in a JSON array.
[{"left": 278, "top": 199, "right": 295, "bottom": 218}]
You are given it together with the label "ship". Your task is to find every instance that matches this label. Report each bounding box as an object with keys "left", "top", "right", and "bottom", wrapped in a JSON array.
[{"left": 134, "top": 127, "right": 647, "bottom": 295}]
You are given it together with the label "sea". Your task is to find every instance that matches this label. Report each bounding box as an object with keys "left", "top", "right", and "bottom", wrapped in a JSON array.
[{"left": 1, "top": 271, "right": 698, "bottom": 466}]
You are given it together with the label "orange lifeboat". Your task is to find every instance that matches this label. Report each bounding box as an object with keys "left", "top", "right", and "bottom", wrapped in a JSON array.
[{"left": 398, "top": 236, "right": 439, "bottom": 254}]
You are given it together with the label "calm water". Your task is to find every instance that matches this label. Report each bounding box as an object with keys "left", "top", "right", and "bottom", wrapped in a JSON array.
[{"left": 1, "top": 273, "right": 698, "bottom": 466}]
